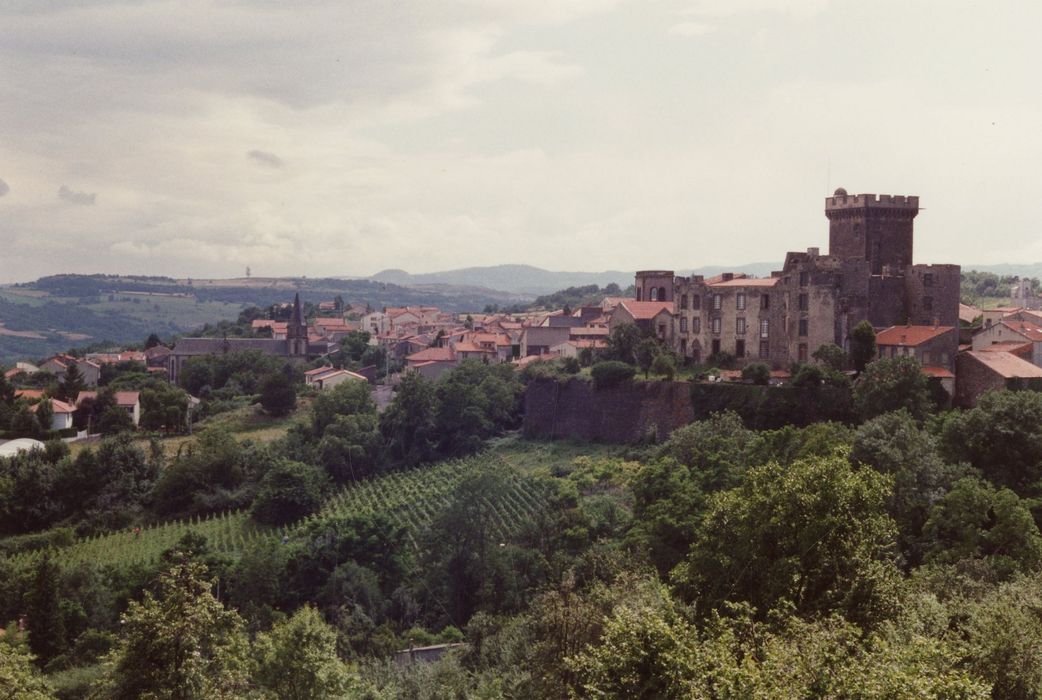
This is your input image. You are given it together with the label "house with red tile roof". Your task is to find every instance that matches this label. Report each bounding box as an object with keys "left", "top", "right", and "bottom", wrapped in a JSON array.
[
  {"left": 875, "top": 325, "right": 958, "bottom": 372},
  {"left": 955, "top": 350, "right": 1042, "bottom": 407},
  {"left": 608, "top": 301, "right": 673, "bottom": 342},
  {"left": 971, "top": 319, "right": 1042, "bottom": 367}
]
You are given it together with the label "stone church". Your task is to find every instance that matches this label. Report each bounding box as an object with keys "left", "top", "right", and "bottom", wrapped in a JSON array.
[{"left": 167, "top": 292, "right": 312, "bottom": 385}]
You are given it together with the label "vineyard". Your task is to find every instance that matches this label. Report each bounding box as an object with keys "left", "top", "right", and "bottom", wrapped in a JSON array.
[{"left": 3, "top": 452, "right": 551, "bottom": 570}]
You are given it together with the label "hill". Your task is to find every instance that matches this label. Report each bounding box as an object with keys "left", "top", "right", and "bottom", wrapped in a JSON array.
[
  {"left": 0, "top": 274, "right": 530, "bottom": 364},
  {"left": 369, "top": 263, "right": 779, "bottom": 295}
]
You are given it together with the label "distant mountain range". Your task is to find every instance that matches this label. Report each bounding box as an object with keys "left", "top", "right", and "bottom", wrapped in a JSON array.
[
  {"left": 368, "top": 263, "right": 779, "bottom": 296},
  {"left": 368, "top": 261, "right": 1042, "bottom": 297}
]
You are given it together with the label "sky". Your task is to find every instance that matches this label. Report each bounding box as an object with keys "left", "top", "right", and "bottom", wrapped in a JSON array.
[{"left": 1, "top": 0, "right": 1039, "bottom": 283}]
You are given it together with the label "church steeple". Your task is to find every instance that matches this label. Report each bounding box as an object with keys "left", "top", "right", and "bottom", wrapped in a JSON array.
[{"left": 287, "top": 292, "right": 308, "bottom": 356}]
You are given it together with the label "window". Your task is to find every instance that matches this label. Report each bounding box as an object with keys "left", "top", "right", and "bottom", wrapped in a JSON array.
[
  {"left": 759, "top": 340, "right": 770, "bottom": 359},
  {"left": 735, "top": 339, "right": 745, "bottom": 358},
  {"left": 712, "top": 317, "right": 721, "bottom": 334},
  {"left": 649, "top": 287, "right": 658, "bottom": 301},
  {"left": 692, "top": 295, "right": 701, "bottom": 310},
  {"left": 680, "top": 294, "right": 688, "bottom": 310},
  {"left": 736, "top": 292, "right": 746, "bottom": 310},
  {"left": 798, "top": 343, "right": 808, "bottom": 363},
  {"left": 799, "top": 271, "right": 809, "bottom": 287},
  {"left": 658, "top": 323, "right": 666, "bottom": 338},
  {"left": 924, "top": 273, "right": 934, "bottom": 287},
  {"left": 736, "top": 317, "right": 746, "bottom": 334},
  {"left": 798, "top": 319, "right": 808, "bottom": 337},
  {"left": 761, "top": 294, "right": 770, "bottom": 310},
  {"left": 713, "top": 294, "right": 722, "bottom": 311},
  {"left": 680, "top": 338, "right": 687, "bottom": 354},
  {"left": 760, "top": 319, "right": 769, "bottom": 338},
  {"left": 923, "top": 296, "right": 933, "bottom": 312},
  {"left": 680, "top": 317, "right": 688, "bottom": 332},
  {"left": 798, "top": 293, "right": 808, "bottom": 311},
  {"left": 711, "top": 339, "right": 721, "bottom": 356},
  {"left": 693, "top": 317, "right": 701, "bottom": 333}
]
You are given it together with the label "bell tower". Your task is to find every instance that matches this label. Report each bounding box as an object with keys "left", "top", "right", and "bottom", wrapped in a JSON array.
[{"left": 286, "top": 292, "right": 309, "bottom": 356}]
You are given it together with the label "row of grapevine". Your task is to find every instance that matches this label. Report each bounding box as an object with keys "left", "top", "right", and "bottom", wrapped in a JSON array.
[{"left": 3, "top": 453, "right": 551, "bottom": 570}]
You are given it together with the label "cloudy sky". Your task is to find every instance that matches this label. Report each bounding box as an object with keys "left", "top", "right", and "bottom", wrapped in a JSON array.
[{"left": 0, "top": 0, "right": 1038, "bottom": 282}]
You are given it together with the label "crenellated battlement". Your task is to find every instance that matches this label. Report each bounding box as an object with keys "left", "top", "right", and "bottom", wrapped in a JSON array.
[{"left": 826, "top": 191, "right": 920, "bottom": 212}]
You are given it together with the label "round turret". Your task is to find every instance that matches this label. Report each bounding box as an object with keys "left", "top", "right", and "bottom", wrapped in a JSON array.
[{"left": 834, "top": 187, "right": 847, "bottom": 196}]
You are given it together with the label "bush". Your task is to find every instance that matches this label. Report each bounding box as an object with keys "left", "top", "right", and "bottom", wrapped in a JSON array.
[
  {"left": 591, "top": 361, "right": 636, "bottom": 389},
  {"left": 741, "top": 363, "right": 771, "bottom": 385},
  {"left": 258, "top": 372, "right": 297, "bottom": 417},
  {"left": 252, "top": 460, "right": 328, "bottom": 526},
  {"left": 650, "top": 353, "right": 676, "bottom": 380}
]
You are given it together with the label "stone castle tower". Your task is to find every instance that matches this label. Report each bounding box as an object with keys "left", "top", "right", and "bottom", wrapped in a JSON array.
[
  {"left": 825, "top": 187, "right": 920, "bottom": 273},
  {"left": 286, "top": 292, "right": 309, "bottom": 356}
]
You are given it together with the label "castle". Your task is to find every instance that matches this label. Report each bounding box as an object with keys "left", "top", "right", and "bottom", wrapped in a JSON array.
[{"left": 636, "top": 188, "right": 960, "bottom": 369}]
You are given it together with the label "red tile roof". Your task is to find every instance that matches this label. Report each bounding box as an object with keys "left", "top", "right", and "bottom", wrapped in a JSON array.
[
  {"left": 999, "top": 320, "right": 1042, "bottom": 342},
  {"left": 964, "top": 350, "right": 1042, "bottom": 379},
  {"left": 617, "top": 300, "right": 673, "bottom": 320},
  {"left": 407, "top": 347, "right": 455, "bottom": 363},
  {"left": 15, "top": 389, "right": 44, "bottom": 400},
  {"left": 114, "top": 391, "right": 140, "bottom": 407},
  {"left": 921, "top": 366, "right": 955, "bottom": 379},
  {"left": 875, "top": 325, "right": 955, "bottom": 347}
]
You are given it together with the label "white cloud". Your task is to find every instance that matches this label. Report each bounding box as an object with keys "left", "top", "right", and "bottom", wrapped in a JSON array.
[{"left": 668, "top": 21, "right": 714, "bottom": 37}]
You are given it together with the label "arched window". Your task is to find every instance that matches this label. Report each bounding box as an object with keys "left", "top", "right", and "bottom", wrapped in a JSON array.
[
  {"left": 649, "top": 288, "right": 658, "bottom": 301},
  {"left": 658, "top": 286, "right": 667, "bottom": 301}
]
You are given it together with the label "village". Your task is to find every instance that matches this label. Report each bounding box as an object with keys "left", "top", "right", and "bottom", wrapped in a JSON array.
[{"left": 3, "top": 188, "right": 1042, "bottom": 448}]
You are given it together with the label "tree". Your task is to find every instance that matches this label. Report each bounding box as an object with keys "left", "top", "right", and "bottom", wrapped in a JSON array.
[
  {"left": 57, "top": 363, "right": 86, "bottom": 403},
  {"left": 380, "top": 372, "right": 436, "bottom": 465},
  {"left": 338, "top": 331, "right": 371, "bottom": 363},
  {"left": 92, "top": 557, "right": 252, "bottom": 699},
  {"left": 741, "top": 362, "right": 771, "bottom": 385},
  {"left": 96, "top": 405, "right": 134, "bottom": 435},
  {"left": 673, "top": 454, "right": 900, "bottom": 625},
  {"left": 140, "top": 382, "right": 190, "bottom": 433},
  {"left": 26, "top": 552, "right": 65, "bottom": 664},
  {"left": 590, "top": 361, "right": 635, "bottom": 389},
  {"left": 311, "top": 379, "right": 375, "bottom": 436},
  {"left": 34, "top": 400, "right": 53, "bottom": 436},
  {"left": 568, "top": 578, "right": 699, "bottom": 700},
  {"left": 255, "top": 606, "right": 357, "bottom": 700},
  {"left": 812, "top": 342, "right": 848, "bottom": 372},
  {"left": 318, "top": 413, "right": 383, "bottom": 482},
  {"left": 635, "top": 339, "right": 659, "bottom": 378},
  {"left": 849, "top": 320, "right": 876, "bottom": 372},
  {"left": 853, "top": 355, "right": 932, "bottom": 422},
  {"left": 251, "top": 460, "right": 327, "bottom": 526},
  {"left": 851, "top": 410, "right": 967, "bottom": 565},
  {"left": 144, "top": 333, "right": 163, "bottom": 349},
  {"left": 259, "top": 372, "right": 297, "bottom": 417},
  {"left": 0, "top": 644, "right": 56, "bottom": 699},
  {"left": 938, "top": 389, "right": 1042, "bottom": 495},
  {"left": 922, "top": 477, "right": 1042, "bottom": 577},
  {"left": 607, "top": 322, "right": 643, "bottom": 364}
]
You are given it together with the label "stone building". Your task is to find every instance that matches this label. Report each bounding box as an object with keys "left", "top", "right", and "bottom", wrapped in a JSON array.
[
  {"left": 167, "top": 293, "right": 312, "bottom": 384},
  {"left": 639, "top": 188, "right": 960, "bottom": 368}
]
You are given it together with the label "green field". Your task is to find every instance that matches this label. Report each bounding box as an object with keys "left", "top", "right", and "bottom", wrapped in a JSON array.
[{"left": 1, "top": 438, "right": 598, "bottom": 570}]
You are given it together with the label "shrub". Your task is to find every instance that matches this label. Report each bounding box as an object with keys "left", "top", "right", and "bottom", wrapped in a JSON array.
[
  {"left": 591, "top": 361, "right": 636, "bottom": 389},
  {"left": 741, "top": 363, "right": 771, "bottom": 385},
  {"left": 252, "top": 460, "right": 327, "bottom": 526}
]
